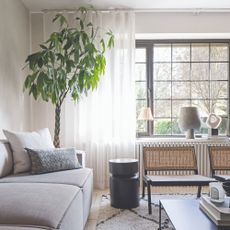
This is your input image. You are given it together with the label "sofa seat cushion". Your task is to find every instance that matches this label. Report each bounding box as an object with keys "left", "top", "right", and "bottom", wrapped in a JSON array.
[
  {"left": 1, "top": 168, "right": 92, "bottom": 187},
  {"left": 1, "top": 168, "right": 93, "bottom": 225},
  {"left": 0, "top": 183, "right": 83, "bottom": 230}
]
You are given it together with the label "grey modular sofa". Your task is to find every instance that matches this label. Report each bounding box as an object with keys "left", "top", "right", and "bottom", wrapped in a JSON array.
[{"left": 0, "top": 140, "right": 93, "bottom": 230}]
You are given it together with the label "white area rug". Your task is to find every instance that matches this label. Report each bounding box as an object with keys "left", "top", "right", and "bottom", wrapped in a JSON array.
[{"left": 96, "top": 194, "right": 198, "bottom": 230}]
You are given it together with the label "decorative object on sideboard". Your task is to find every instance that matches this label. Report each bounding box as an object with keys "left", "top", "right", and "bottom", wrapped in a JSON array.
[
  {"left": 209, "top": 182, "right": 225, "bottom": 203},
  {"left": 137, "top": 107, "right": 153, "bottom": 137},
  {"left": 137, "top": 107, "right": 153, "bottom": 121},
  {"left": 178, "top": 106, "right": 201, "bottom": 139},
  {"left": 206, "top": 113, "right": 222, "bottom": 137}
]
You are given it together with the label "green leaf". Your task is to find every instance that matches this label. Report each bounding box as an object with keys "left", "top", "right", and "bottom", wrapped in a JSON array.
[
  {"left": 74, "top": 50, "right": 79, "bottom": 63},
  {"left": 66, "top": 60, "right": 72, "bottom": 73},
  {"left": 37, "top": 72, "right": 46, "bottom": 91},
  {"left": 53, "top": 14, "right": 68, "bottom": 27},
  {"left": 30, "top": 84, "right": 38, "bottom": 100},
  {"left": 49, "top": 52, "right": 55, "bottom": 64},
  {"left": 23, "top": 76, "right": 31, "bottom": 90},
  {"left": 87, "top": 22, "right": 93, "bottom": 27},
  {"left": 38, "top": 58, "right": 43, "bottom": 68},
  {"left": 100, "top": 39, "right": 105, "bottom": 53},
  {"left": 71, "top": 90, "right": 79, "bottom": 101},
  {"left": 108, "top": 35, "right": 115, "bottom": 48},
  {"left": 64, "top": 38, "right": 72, "bottom": 51},
  {"left": 40, "top": 44, "right": 47, "bottom": 50},
  {"left": 52, "top": 14, "right": 61, "bottom": 23}
]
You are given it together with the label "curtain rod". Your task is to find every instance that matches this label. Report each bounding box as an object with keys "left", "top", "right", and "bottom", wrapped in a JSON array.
[{"left": 30, "top": 8, "right": 230, "bottom": 14}]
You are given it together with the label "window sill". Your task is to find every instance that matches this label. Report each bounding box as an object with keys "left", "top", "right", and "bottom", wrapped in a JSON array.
[{"left": 136, "top": 136, "right": 229, "bottom": 143}]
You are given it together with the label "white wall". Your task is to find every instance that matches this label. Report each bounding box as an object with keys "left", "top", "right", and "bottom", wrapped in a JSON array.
[
  {"left": 0, "top": 0, "right": 30, "bottom": 138},
  {"left": 136, "top": 12, "right": 230, "bottom": 35},
  {"left": 29, "top": 13, "right": 56, "bottom": 139}
]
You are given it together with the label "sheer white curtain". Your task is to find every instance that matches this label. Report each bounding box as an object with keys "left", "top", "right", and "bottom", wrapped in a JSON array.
[{"left": 30, "top": 11, "right": 136, "bottom": 189}]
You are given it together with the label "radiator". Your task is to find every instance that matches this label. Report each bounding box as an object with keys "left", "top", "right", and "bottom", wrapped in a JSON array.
[{"left": 135, "top": 138, "right": 230, "bottom": 178}]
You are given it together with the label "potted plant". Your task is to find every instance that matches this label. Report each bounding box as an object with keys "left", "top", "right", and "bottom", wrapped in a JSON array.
[{"left": 24, "top": 7, "right": 114, "bottom": 147}]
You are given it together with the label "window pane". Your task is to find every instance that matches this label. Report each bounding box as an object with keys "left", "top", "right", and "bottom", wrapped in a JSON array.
[
  {"left": 135, "top": 82, "right": 147, "bottom": 99},
  {"left": 154, "top": 119, "right": 171, "bottom": 135},
  {"left": 219, "top": 117, "right": 227, "bottom": 134},
  {"left": 154, "top": 44, "right": 171, "bottom": 62},
  {"left": 154, "top": 63, "right": 171, "bottom": 80},
  {"left": 135, "top": 48, "right": 146, "bottom": 62},
  {"left": 210, "top": 63, "right": 228, "bottom": 80},
  {"left": 136, "top": 100, "right": 147, "bottom": 117},
  {"left": 192, "top": 100, "right": 210, "bottom": 117},
  {"left": 172, "top": 100, "right": 190, "bottom": 117},
  {"left": 211, "top": 81, "right": 227, "bottom": 99},
  {"left": 172, "top": 63, "right": 190, "bottom": 80},
  {"left": 210, "top": 43, "right": 228, "bottom": 61},
  {"left": 172, "top": 82, "right": 190, "bottom": 99},
  {"left": 172, "top": 119, "right": 182, "bottom": 134},
  {"left": 211, "top": 100, "right": 227, "bottom": 116},
  {"left": 172, "top": 44, "right": 190, "bottom": 62},
  {"left": 200, "top": 119, "right": 208, "bottom": 134},
  {"left": 135, "top": 64, "right": 146, "bottom": 81},
  {"left": 191, "top": 63, "right": 209, "bottom": 80},
  {"left": 192, "top": 43, "right": 209, "bottom": 61},
  {"left": 154, "top": 82, "right": 171, "bottom": 99},
  {"left": 191, "top": 82, "right": 209, "bottom": 99},
  {"left": 137, "top": 120, "right": 147, "bottom": 133},
  {"left": 154, "top": 100, "right": 171, "bottom": 118}
]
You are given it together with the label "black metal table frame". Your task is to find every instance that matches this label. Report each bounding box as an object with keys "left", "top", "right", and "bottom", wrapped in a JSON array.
[{"left": 159, "top": 200, "right": 174, "bottom": 230}]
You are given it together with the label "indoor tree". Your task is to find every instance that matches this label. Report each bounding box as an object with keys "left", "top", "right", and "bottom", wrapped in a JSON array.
[{"left": 24, "top": 7, "right": 114, "bottom": 147}]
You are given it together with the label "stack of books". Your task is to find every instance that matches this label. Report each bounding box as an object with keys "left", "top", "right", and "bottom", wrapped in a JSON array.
[{"left": 200, "top": 195, "right": 230, "bottom": 226}]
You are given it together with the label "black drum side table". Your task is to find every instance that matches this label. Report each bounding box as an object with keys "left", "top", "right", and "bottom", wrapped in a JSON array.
[{"left": 109, "top": 158, "right": 139, "bottom": 209}]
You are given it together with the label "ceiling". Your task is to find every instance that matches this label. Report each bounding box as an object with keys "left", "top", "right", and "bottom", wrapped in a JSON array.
[{"left": 21, "top": 0, "right": 230, "bottom": 11}]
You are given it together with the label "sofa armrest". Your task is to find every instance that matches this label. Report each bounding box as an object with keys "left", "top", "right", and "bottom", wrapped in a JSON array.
[{"left": 76, "top": 150, "right": 86, "bottom": 168}]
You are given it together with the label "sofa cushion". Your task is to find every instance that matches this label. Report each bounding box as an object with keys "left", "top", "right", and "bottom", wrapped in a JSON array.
[
  {"left": 1, "top": 168, "right": 91, "bottom": 187},
  {"left": 1, "top": 168, "right": 93, "bottom": 225},
  {"left": 25, "top": 147, "right": 81, "bottom": 174},
  {"left": 3, "top": 128, "right": 54, "bottom": 174},
  {"left": 0, "top": 183, "right": 83, "bottom": 230},
  {"left": 0, "top": 140, "right": 13, "bottom": 177}
]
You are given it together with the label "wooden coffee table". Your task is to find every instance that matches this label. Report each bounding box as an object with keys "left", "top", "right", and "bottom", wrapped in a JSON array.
[{"left": 159, "top": 199, "right": 229, "bottom": 230}]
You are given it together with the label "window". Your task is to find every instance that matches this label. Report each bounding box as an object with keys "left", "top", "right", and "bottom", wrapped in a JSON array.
[{"left": 135, "top": 40, "right": 229, "bottom": 136}]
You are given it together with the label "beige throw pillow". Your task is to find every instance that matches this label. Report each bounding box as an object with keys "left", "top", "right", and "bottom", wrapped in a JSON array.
[
  {"left": 0, "top": 141, "right": 13, "bottom": 177},
  {"left": 3, "top": 128, "right": 54, "bottom": 174}
]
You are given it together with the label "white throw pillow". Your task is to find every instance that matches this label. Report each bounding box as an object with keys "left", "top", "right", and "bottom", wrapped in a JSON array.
[{"left": 3, "top": 128, "right": 54, "bottom": 174}]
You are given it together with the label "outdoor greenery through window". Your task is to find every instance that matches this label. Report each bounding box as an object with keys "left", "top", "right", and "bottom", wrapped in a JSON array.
[{"left": 135, "top": 40, "right": 229, "bottom": 136}]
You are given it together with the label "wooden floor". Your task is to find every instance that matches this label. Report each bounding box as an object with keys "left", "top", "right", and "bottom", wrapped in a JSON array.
[
  {"left": 84, "top": 186, "right": 209, "bottom": 230},
  {"left": 84, "top": 189, "right": 106, "bottom": 230}
]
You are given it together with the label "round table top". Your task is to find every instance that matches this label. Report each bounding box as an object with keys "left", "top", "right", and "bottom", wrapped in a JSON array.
[{"left": 109, "top": 158, "right": 138, "bottom": 164}]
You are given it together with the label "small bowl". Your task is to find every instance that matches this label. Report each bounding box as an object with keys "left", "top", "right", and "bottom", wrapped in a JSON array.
[{"left": 222, "top": 180, "right": 230, "bottom": 196}]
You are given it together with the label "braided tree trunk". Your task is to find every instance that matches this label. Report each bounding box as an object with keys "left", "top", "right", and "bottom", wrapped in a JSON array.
[{"left": 53, "top": 105, "right": 61, "bottom": 148}]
